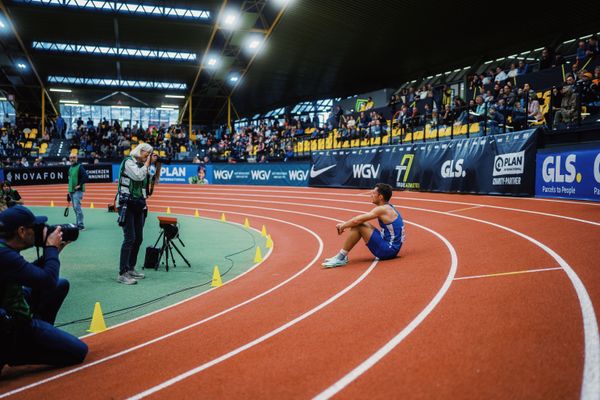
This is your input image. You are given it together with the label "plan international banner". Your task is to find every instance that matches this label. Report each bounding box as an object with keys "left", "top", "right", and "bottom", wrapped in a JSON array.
[{"left": 309, "top": 130, "right": 537, "bottom": 196}]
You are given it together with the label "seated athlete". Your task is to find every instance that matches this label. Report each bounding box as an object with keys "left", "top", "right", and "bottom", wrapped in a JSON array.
[{"left": 322, "top": 183, "right": 405, "bottom": 268}]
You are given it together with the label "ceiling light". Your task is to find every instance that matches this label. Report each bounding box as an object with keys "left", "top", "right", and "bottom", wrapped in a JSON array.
[
  {"left": 111, "top": 105, "right": 129, "bottom": 109},
  {"left": 0, "top": 97, "right": 6, "bottom": 101},
  {"left": 248, "top": 40, "right": 260, "bottom": 49},
  {"left": 0, "top": 20, "right": 5, "bottom": 29},
  {"left": 221, "top": 11, "right": 239, "bottom": 28},
  {"left": 207, "top": 57, "right": 217, "bottom": 66},
  {"left": 50, "top": 88, "right": 72, "bottom": 93},
  {"left": 60, "top": 99, "right": 79, "bottom": 104},
  {"left": 165, "top": 94, "right": 185, "bottom": 99},
  {"left": 161, "top": 104, "right": 178, "bottom": 109},
  {"left": 17, "top": 63, "right": 27, "bottom": 70},
  {"left": 229, "top": 75, "right": 239, "bottom": 83}
]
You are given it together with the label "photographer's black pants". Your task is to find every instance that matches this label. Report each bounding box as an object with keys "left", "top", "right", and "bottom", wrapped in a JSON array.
[
  {"left": 119, "top": 205, "right": 146, "bottom": 275},
  {"left": 1, "top": 279, "right": 88, "bottom": 367}
]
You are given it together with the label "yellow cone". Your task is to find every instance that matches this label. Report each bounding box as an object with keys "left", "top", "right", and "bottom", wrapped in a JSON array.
[
  {"left": 261, "top": 225, "right": 267, "bottom": 237},
  {"left": 254, "top": 246, "right": 263, "bottom": 263},
  {"left": 50, "top": 200, "right": 55, "bottom": 207},
  {"left": 266, "top": 234, "right": 273, "bottom": 249},
  {"left": 89, "top": 202, "right": 94, "bottom": 209},
  {"left": 243, "top": 218, "right": 250, "bottom": 228},
  {"left": 194, "top": 209, "right": 200, "bottom": 218},
  {"left": 220, "top": 213, "right": 226, "bottom": 222},
  {"left": 166, "top": 207, "right": 171, "bottom": 214},
  {"left": 87, "top": 302, "right": 107, "bottom": 333},
  {"left": 211, "top": 265, "right": 222, "bottom": 287}
]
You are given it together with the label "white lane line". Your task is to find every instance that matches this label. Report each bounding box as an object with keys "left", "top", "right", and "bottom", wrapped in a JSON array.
[
  {"left": 166, "top": 197, "right": 598, "bottom": 400},
  {"left": 25, "top": 190, "right": 600, "bottom": 227},
  {"left": 310, "top": 203, "right": 598, "bottom": 400},
  {"left": 0, "top": 209, "right": 326, "bottom": 399},
  {"left": 18, "top": 184, "right": 600, "bottom": 206},
  {"left": 447, "top": 205, "right": 484, "bottom": 213},
  {"left": 454, "top": 267, "right": 563, "bottom": 281},
  {"left": 313, "top": 221, "right": 458, "bottom": 400},
  {"left": 128, "top": 257, "right": 381, "bottom": 399}
]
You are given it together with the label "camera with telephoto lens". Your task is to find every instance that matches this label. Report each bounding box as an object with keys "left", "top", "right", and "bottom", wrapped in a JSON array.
[
  {"left": 155, "top": 156, "right": 171, "bottom": 165},
  {"left": 34, "top": 223, "right": 79, "bottom": 247},
  {"left": 117, "top": 193, "right": 129, "bottom": 227}
]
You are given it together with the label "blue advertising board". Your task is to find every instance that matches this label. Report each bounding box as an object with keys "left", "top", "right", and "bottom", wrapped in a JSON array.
[
  {"left": 310, "top": 130, "right": 537, "bottom": 196},
  {"left": 535, "top": 146, "right": 600, "bottom": 202},
  {"left": 111, "top": 163, "right": 213, "bottom": 184},
  {"left": 211, "top": 163, "right": 309, "bottom": 186}
]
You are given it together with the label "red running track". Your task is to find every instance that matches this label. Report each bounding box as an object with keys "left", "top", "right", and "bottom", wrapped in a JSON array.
[{"left": 1, "top": 184, "right": 598, "bottom": 400}]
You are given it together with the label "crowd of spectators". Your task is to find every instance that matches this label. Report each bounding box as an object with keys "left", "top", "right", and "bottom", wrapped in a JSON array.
[{"left": 2, "top": 36, "right": 600, "bottom": 166}]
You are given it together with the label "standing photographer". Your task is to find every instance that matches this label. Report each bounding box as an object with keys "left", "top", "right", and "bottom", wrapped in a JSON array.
[
  {"left": 0, "top": 206, "right": 88, "bottom": 368},
  {"left": 68, "top": 154, "right": 87, "bottom": 230},
  {"left": 116, "top": 143, "right": 157, "bottom": 285}
]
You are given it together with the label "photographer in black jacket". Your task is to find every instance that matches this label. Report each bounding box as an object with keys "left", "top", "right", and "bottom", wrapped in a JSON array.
[{"left": 0, "top": 206, "right": 87, "bottom": 369}]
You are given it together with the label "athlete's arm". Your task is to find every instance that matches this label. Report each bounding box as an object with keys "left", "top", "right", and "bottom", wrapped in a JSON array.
[{"left": 336, "top": 206, "right": 386, "bottom": 234}]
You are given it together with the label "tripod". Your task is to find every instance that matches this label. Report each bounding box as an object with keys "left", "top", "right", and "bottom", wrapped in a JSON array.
[{"left": 152, "top": 224, "right": 191, "bottom": 271}]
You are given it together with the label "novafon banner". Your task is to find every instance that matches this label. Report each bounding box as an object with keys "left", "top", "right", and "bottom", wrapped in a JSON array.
[
  {"left": 309, "top": 129, "right": 537, "bottom": 196},
  {"left": 535, "top": 146, "right": 600, "bottom": 202},
  {"left": 212, "top": 163, "right": 309, "bottom": 186},
  {"left": 3, "top": 164, "right": 114, "bottom": 186}
]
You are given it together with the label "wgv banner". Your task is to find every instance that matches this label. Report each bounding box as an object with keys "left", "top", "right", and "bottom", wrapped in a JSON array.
[
  {"left": 212, "top": 163, "right": 309, "bottom": 186},
  {"left": 310, "top": 130, "right": 537, "bottom": 196},
  {"left": 535, "top": 146, "right": 600, "bottom": 202}
]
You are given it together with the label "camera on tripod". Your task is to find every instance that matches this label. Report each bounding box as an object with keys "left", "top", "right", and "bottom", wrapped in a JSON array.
[{"left": 144, "top": 216, "right": 190, "bottom": 271}]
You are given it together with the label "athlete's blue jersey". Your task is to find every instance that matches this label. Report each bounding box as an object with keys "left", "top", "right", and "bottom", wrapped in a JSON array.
[{"left": 377, "top": 204, "right": 405, "bottom": 251}]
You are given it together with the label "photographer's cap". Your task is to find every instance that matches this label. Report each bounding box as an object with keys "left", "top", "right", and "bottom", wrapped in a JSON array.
[{"left": 0, "top": 205, "right": 47, "bottom": 231}]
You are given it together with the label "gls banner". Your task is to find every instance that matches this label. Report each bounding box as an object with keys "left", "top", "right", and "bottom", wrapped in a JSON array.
[
  {"left": 310, "top": 129, "right": 537, "bottom": 196},
  {"left": 212, "top": 163, "right": 309, "bottom": 186},
  {"left": 535, "top": 146, "right": 600, "bottom": 202}
]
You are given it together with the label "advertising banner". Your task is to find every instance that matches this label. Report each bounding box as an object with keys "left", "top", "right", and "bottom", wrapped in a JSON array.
[
  {"left": 4, "top": 163, "right": 113, "bottom": 186},
  {"left": 4, "top": 165, "right": 69, "bottom": 185},
  {"left": 309, "top": 130, "right": 537, "bottom": 196},
  {"left": 111, "top": 163, "right": 213, "bottom": 185},
  {"left": 81, "top": 163, "right": 113, "bottom": 183},
  {"left": 212, "top": 163, "right": 309, "bottom": 186},
  {"left": 535, "top": 146, "right": 600, "bottom": 202}
]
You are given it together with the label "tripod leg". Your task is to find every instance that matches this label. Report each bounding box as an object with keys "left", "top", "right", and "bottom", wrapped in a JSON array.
[
  {"left": 168, "top": 240, "right": 177, "bottom": 268},
  {"left": 171, "top": 242, "right": 191, "bottom": 267}
]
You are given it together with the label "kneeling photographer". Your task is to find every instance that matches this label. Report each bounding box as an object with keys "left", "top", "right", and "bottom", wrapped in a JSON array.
[
  {"left": 0, "top": 206, "right": 87, "bottom": 369},
  {"left": 0, "top": 181, "right": 23, "bottom": 212},
  {"left": 116, "top": 143, "right": 160, "bottom": 285}
]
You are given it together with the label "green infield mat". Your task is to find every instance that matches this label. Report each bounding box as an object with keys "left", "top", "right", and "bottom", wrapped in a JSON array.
[{"left": 23, "top": 207, "right": 267, "bottom": 337}]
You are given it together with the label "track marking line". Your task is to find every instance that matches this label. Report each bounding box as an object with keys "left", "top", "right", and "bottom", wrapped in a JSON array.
[
  {"left": 25, "top": 190, "right": 600, "bottom": 227},
  {"left": 128, "top": 257, "right": 383, "bottom": 399},
  {"left": 454, "top": 267, "right": 563, "bottom": 281},
  {"left": 447, "top": 205, "right": 484, "bottom": 213},
  {"left": 0, "top": 209, "right": 325, "bottom": 399},
  {"left": 171, "top": 197, "right": 599, "bottom": 400}
]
